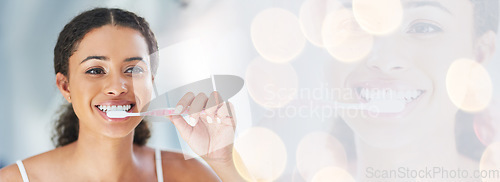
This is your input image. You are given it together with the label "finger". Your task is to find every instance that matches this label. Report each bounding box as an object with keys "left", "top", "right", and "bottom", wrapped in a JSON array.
[
  {"left": 216, "top": 102, "right": 236, "bottom": 126},
  {"left": 169, "top": 92, "right": 196, "bottom": 134},
  {"left": 206, "top": 91, "right": 224, "bottom": 124},
  {"left": 175, "top": 92, "right": 195, "bottom": 114},
  {"left": 188, "top": 93, "right": 208, "bottom": 126},
  {"left": 168, "top": 115, "right": 192, "bottom": 140}
]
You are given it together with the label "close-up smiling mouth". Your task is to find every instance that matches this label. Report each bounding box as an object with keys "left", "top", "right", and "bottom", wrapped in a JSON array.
[
  {"left": 355, "top": 87, "right": 426, "bottom": 104},
  {"left": 95, "top": 104, "right": 134, "bottom": 113},
  {"left": 94, "top": 102, "right": 136, "bottom": 121},
  {"left": 350, "top": 80, "right": 429, "bottom": 117}
]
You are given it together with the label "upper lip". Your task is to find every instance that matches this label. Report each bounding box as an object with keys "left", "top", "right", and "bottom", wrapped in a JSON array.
[
  {"left": 95, "top": 100, "right": 135, "bottom": 106},
  {"left": 350, "top": 80, "right": 422, "bottom": 90},
  {"left": 349, "top": 80, "right": 426, "bottom": 101}
]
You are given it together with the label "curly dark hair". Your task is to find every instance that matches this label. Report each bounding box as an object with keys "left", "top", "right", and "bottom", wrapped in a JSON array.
[
  {"left": 52, "top": 8, "right": 159, "bottom": 147},
  {"left": 471, "top": 0, "right": 499, "bottom": 35}
]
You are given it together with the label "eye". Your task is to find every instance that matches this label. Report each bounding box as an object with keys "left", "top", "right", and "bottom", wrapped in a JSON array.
[
  {"left": 85, "top": 67, "right": 105, "bottom": 74},
  {"left": 125, "top": 66, "right": 144, "bottom": 74},
  {"left": 407, "top": 22, "right": 442, "bottom": 34}
]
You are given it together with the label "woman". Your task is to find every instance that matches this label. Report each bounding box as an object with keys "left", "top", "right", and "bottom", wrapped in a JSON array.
[
  {"left": 0, "top": 8, "right": 242, "bottom": 181},
  {"left": 321, "top": 0, "right": 498, "bottom": 181}
]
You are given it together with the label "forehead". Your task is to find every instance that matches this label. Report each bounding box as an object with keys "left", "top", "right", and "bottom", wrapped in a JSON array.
[
  {"left": 75, "top": 25, "right": 149, "bottom": 56},
  {"left": 338, "top": 0, "right": 473, "bottom": 13}
]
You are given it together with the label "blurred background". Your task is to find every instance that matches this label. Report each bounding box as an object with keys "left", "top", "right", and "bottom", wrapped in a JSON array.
[{"left": 1, "top": 0, "right": 500, "bottom": 181}]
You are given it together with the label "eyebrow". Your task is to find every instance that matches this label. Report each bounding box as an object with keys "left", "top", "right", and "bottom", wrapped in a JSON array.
[
  {"left": 80, "top": 56, "right": 146, "bottom": 64},
  {"left": 80, "top": 56, "right": 107, "bottom": 64},
  {"left": 124, "top": 57, "right": 146, "bottom": 63},
  {"left": 404, "top": 1, "right": 452, "bottom": 15},
  {"left": 340, "top": 0, "right": 452, "bottom": 15}
]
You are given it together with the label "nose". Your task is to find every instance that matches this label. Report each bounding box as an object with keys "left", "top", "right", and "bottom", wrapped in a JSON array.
[
  {"left": 365, "top": 37, "right": 409, "bottom": 73},
  {"left": 105, "top": 74, "right": 128, "bottom": 96}
]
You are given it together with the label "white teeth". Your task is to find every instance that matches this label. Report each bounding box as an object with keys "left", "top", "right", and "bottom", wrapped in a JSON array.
[
  {"left": 359, "top": 88, "right": 423, "bottom": 103},
  {"left": 97, "top": 104, "right": 133, "bottom": 112}
]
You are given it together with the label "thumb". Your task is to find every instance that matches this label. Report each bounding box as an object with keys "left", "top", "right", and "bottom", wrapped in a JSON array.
[{"left": 168, "top": 115, "right": 192, "bottom": 140}]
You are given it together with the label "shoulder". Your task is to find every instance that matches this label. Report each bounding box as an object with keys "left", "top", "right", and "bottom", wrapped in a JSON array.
[
  {"left": 458, "top": 154, "right": 479, "bottom": 170},
  {"left": 158, "top": 150, "right": 220, "bottom": 181},
  {"left": 23, "top": 144, "right": 72, "bottom": 170},
  {"left": 0, "top": 163, "right": 23, "bottom": 182},
  {"left": 0, "top": 144, "right": 74, "bottom": 181}
]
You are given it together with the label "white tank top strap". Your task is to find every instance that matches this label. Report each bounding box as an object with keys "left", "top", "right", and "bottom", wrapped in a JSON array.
[
  {"left": 155, "top": 148, "right": 164, "bottom": 182},
  {"left": 14, "top": 151, "right": 163, "bottom": 182},
  {"left": 16, "top": 160, "right": 30, "bottom": 182}
]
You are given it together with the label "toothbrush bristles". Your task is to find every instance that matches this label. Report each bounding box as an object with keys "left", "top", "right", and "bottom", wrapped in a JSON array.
[{"left": 107, "top": 111, "right": 129, "bottom": 118}]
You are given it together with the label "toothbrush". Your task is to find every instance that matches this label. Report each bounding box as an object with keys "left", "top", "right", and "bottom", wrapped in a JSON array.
[
  {"left": 333, "top": 100, "right": 405, "bottom": 113},
  {"left": 107, "top": 100, "right": 405, "bottom": 119},
  {"left": 107, "top": 108, "right": 192, "bottom": 118}
]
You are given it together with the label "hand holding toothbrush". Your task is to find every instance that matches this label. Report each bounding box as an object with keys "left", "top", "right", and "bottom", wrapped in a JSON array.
[
  {"left": 108, "top": 91, "right": 242, "bottom": 181},
  {"left": 168, "top": 91, "right": 237, "bottom": 161},
  {"left": 168, "top": 91, "right": 244, "bottom": 181}
]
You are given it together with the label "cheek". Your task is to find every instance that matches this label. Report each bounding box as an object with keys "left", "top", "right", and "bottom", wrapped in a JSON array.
[
  {"left": 324, "top": 61, "right": 360, "bottom": 102},
  {"left": 324, "top": 61, "right": 357, "bottom": 87},
  {"left": 412, "top": 40, "right": 475, "bottom": 89},
  {"left": 131, "top": 76, "right": 153, "bottom": 109},
  {"left": 69, "top": 76, "right": 98, "bottom": 103},
  {"left": 68, "top": 77, "right": 103, "bottom": 121}
]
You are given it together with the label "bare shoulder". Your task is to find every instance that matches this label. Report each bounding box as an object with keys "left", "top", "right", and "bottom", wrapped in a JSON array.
[
  {"left": 459, "top": 154, "right": 479, "bottom": 170},
  {"left": 159, "top": 150, "right": 220, "bottom": 181},
  {"left": 24, "top": 144, "right": 71, "bottom": 169},
  {"left": 0, "top": 163, "right": 23, "bottom": 182},
  {"left": 0, "top": 147, "right": 62, "bottom": 182},
  {"left": 0, "top": 144, "right": 74, "bottom": 181}
]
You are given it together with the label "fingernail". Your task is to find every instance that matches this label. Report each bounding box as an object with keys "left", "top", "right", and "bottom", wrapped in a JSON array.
[
  {"left": 216, "top": 117, "right": 221, "bottom": 123},
  {"left": 188, "top": 116, "right": 198, "bottom": 126},
  {"left": 207, "top": 116, "right": 213, "bottom": 124},
  {"left": 175, "top": 105, "right": 183, "bottom": 114}
]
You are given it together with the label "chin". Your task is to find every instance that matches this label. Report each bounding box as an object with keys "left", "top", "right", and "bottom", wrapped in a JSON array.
[
  {"left": 99, "top": 118, "right": 143, "bottom": 139},
  {"left": 345, "top": 116, "right": 437, "bottom": 149},
  {"left": 356, "top": 131, "right": 418, "bottom": 149}
]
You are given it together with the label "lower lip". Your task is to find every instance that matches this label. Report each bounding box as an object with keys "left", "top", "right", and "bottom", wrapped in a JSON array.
[
  {"left": 96, "top": 106, "right": 133, "bottom": 122},
  {"left": 358, "top": 92, "right": 426, "bottom": 118}
]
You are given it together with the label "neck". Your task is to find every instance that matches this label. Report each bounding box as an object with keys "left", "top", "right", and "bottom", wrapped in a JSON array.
[
  {"left": 71, "top": 126, "right": 140, "bottom": 180},
  {"left": 355, "top": 123, "right": 461, "bottom": 180}
]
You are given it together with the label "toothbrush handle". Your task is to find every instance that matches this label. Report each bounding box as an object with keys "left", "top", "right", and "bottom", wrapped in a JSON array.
[
  {"left": 142, "top": 108, "right": 188, "bottom": 117},
  {"left": 332, "top": 101, "right": 368, "bottom": 110}
]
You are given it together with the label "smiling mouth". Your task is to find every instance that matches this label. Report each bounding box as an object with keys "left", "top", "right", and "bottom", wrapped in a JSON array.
[
  {"left": 355, "top": 87, "right": 425, "bottom": 104},
  {"left": 95, "top": 104, "right": 134, "bottom": 113}
]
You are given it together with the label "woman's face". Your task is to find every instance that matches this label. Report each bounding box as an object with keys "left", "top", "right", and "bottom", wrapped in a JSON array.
[
  {"left": 325, "top": 0, "right": 479, "bottom": 148},
  {"left": 63, "top": 25, "right": 153, "bottom": 139}
]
